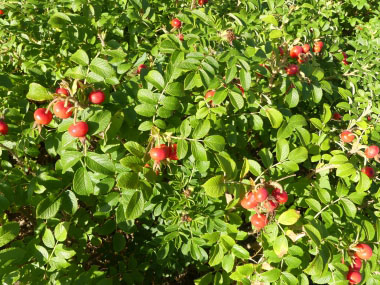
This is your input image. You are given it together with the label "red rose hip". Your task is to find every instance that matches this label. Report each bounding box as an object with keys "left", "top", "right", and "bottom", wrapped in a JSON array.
[
  {"left": 361, "top": 166, "right": 375, "bottom": 178},
  {"left": 340, "top": 131, "right": 355, "bottom": 143},
  {"left": 349, "top": 256, "right": 362, "bottom": 271},
  {"left": 333, "top": 112, "right": 342, "bottom": 120},
  {"left": 0, "top": 120, "right": 8, "bottom": 135},
  {"left": 347, "top": 271, "right": 361, "bottom": 284},
  {"left": 263, "top": 200, "right": 278, "bottom": 212},
  {"left": 272, "top": 188, "right": 288, "bottom": 204},
  {"left": 365, "top": 145, "right": 379, "bottom": 159},
  {"left": 53, "top": 101, "right": 73, "bottom": 119},
  {"left": 34, "top": 108, "right": 53, "bottom": 125},
  {"left": 286, "top": 64, "right": 299, "bottom": 76},
  {"left": 289, "top": 46, "right": 303, "bottom": 58},
  {"left": 302, "top": 44, "right": 310, "bottom": 53},
  {"left": 241, "top": 192, "right": 258, "bottom": 209},
  {"left": 253, "top": 187, "right": 268, "bottom": 203},
  {"left": 56, "top": 88, "right": 69, "bottom": 96},
  {"left": 150, "top": 147, "right": 168, "bottom": 162},
  {"left": 251, "top": 214, "right": 268, "bottom": 230},
  {"left": 169, "top": 144, "right": 178, "bottom": 160},
  {"left": 68, "top": 121, "right": 89, "bottom": 137},
  {"left": 137, "top": 64, "right": 147, "bottom": 74},
  {"left": 89, "top": 90, "right": 105, "bottom": 104},
  {"left": 354, "top": 243, "right": 372, "bottom": 260},
  {"left": 171, "top": 18, "right": 182, "bottom": 29},
  {"left": 205, "top": 90, "right": 215, "bottom": 104}
]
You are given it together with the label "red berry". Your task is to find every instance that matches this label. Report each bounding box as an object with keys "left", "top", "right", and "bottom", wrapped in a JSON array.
[
  {"left": 349, "top": 256, "right": 362, "bottom": 271},
  {"left": 171, "top": 18, "right": 182, "bottom": 29},
  {"left": 289, "top": 46, "right": 303, "bottom": 58},
  {"left": 56, "top": 88, "right": 69, "bottom": 96},
  {"left": 347, "top": 271, "right": 361, "bottom": 284},
  {"left": 263, "top": 200, "right": 278, "bottom": 212},
  {"left": 241, "top": 192, "right": 258, "bottom": 209},
  {"left": 343, "top": 52, "right": 348, "bottom": 59},
  {"left": 313, "top": 42, "right": 323, "bottom": 53},
  {"left": 253, "top": 187, "right": 268, "bottom": 203},
  {"left": 272, "top": 188, "right": 288, "bottom": 204},
  {"left": 354, "top": 243, "right": 372, "bottom": 260},
  {"left": 0, "top": 120, "right": 8, "bottom": 135},
  {"left": 198, "top": 0, "right": 208, "bottom": 5},
  {"left": 251, "top": 214, "right": 268, "bottom": 230},
  {"left": 89, "top": 90, "right": 105, "bottom": 105},
  {"left": 340, "top": 131, "right": 355, "bottom": 143},
  {"left": 178, "top": 34, "right": 184, "bottom": 41},
  {"left": 237, "top": 84, "right": 244, "bottom": 95},
  {"left": 0, "top": 10, "right": 4, "bottom": 15},
  {"left": 68, "top": 121, "right": 89, "bottom": 137},
  {"left": 34, "top": 108, "right": 53, "bottom": 125},
  {"left": 365, "top": 145, "right": 379, "bottom": 159},
  {"left": 159, "top": 144, "right": 171, "bottom": 158},
  {"left": 205, "top": 90, "right": 215, "bottom": 104},
  {"left": 278, "top": 47, "right": 284, "bottom": 56},
  {"left": 169, "top": 144, "right": 179, "bottom": 160},
  {"left": 367, "top": 116, "right": 371, "bottom": 121},
  {"left": 137, "top": 64, "right": 147, "bottom": 74},
  {"left": 361, "top": 166, "right": 375, "bottom": 178},
  {"left": 286, "top": 64, "right": 299, "bottom": 76},
  {"left": 333, "top": 112, "right": 342, "bottom": 120},
  {"left": 302, "top": 44, "right": 310, "bottom": 53},
  {"left": 53, "top": 101, "right": 73, "bottom": 119},
  {"left": 150, "top": 147, "right": 168, "bottom": 162}
]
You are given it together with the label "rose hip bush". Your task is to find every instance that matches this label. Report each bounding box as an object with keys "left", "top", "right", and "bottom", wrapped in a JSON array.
[{"left": 0, "top": 0, "right": 379, "bottom": 284}]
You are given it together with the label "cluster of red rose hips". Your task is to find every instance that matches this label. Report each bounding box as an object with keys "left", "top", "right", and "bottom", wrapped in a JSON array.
[
  {"left": 340, "top": 130, "right": 378, "bottom": 178},
  {"left": 282, "top": 41, "right": 324, "bottom": 76},
  {"left": 346, "top": 243, "right": 372, "bottom": 284},
  {"left": 240, "top": 186, "right": 288, "bottom": 231},
  {"left": 149, "top": 143, "right": 178, "bottom": 171},
  {"left": 32, "top": 87, "right": 106, "bottom": 139},
  {"left": 170, "top": 18, "right": 185, "bottom": 41}
]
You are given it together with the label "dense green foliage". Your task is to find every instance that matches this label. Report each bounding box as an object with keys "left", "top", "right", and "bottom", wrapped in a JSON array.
[{"left": 0, "top": 0, "right": 379, "bottom": 284}]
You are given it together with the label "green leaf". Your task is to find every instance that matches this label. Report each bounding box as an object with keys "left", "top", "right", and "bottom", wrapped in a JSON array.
[
  {"left": 73, "top": 167, "right": 94, "bottom": 196},
  {"left": 340, "top": 198, "right": 357, "bottom": 218},
  {"left": 177, "top": 139, "right": 188, "bottom": 159},
  {"left": 269, "top": 30, "right": 282, "bottom": 39},
  {"left": 276, "top": 138, "right": 289, "bottom": 162},
  {"left": 42, "top": 228, "right": 55, "bottom": 248},
  {"left": 259, "top": 14, "right": 279, "bottom": 26},
  {"left": 135, "top": 104, "right": 156, "bottom": 117},
  {"left": 36, "top": 196, "right": 61, "bottom": 219},
  {"left": 166, "top": 82, "right": 184, "bottom": 97},
  {"left": 113, "top": 233, "right": 126, "bottom": 252},
  {"left": 286, "top": 88, "right": 299, "bottom": 108},
  {"left": 87, "top": 110, "right": 112, "bottom": 135},
  {"left": 54, "top": 222, "right": 69, "bottom": 242},
  {"left": 209, "top": 244, "right": 224, "bottom": 267},
  {"left": 26, "top": 83, "right": 53, "bottom": 101},
  {"left": 212, "top": 89, "right": 228, "bottom": 105},
  {"left": 229, "top": 91, "right": 244, "bottom": 110},
  {"left": 124, "top": 141, "right": 146, "bottom": 158},
  {"left": 222, "top": 254, "right": 235, "bottom": 273},
  {"left": 0, "top": 222, "right": 20, "bottom": 247},
  {"left": 180, "top": 119, "right": 192, "bottom": 138},
  {"left": 273, "top": 235, "right": 288, "bottom": 257},
  {"left": 191, "top": 141, "right": 207, "bottom": 161},
  {"left": 278, "top": 209, "right": 300, "bottom": 225},
  {"left": 89, "top": 58, "right": 116, "bottom": 79},
  {"left": 304, "top": 224, "right": 322, "bottom": 246},
  {"left": 336, "top": 163, "right": 356, "bottom": 177},
  {"left": 248, "top": 159, "right": 262, "bottom": 176},
  {"left": 60, "top": 151, "right": 83, "bottom": 173},
  {"left": 48, "top": 12, "right": 71, "bottom": 29},
  {"left": 288, "top": 147, "right": 308, "bottom": 163},
  {"left": 137, "top": 89, "right": 159, "bottom": 104},
  {"left": 121, "top": 190, "right": 144, "bottom": 220},
  {"left": 117, "top": 172, "right": 139, "bottom": 189},
  {"left": 312, "top": 85, "right": 323, "bottom": 103},
  {"left": 145, "top": 70, "right": 165, "bottom": 90},
  {"left": 265, "top": 108, "right": 283, "bottom": 128},
  {"left": 231, "top": 244, "right": 250, "bottom": 259},
  {"left": 70, "top": 49, "right": 89, "bottom": 66},
  {"left": 85, "top": 153, "right": 115, "bottom": 175},
  {"left": 260, "top": 269, "right": 281, "bottom": 282},
  {"left": 193, "top": 120, "right": 210, "bottom": 139},
  {"left": 204, "top": 135, "right": 226, "bottom": 152},
  {"left": 162, "top": 96, "right": 180, "bottom": 111},
  {"left": 356, "top": 172, "right": 371, "bottom": 192},
  {"left": 202, "top": 175, "right": 226, "bottom": 198},
  {"left": 322, "top": 103, "right": 331, "bottom": 124},
  {"left": 239, "top": 68, "right": 251, "bottom": 91}
]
